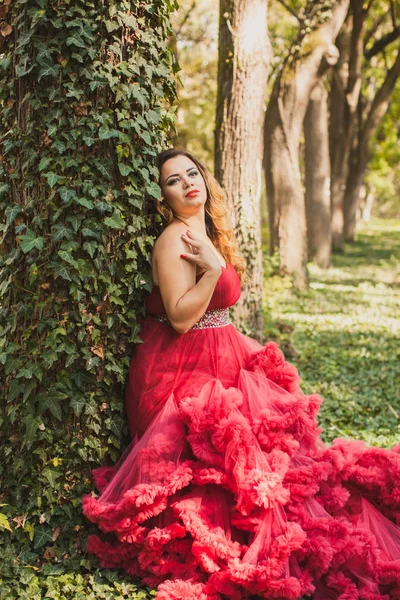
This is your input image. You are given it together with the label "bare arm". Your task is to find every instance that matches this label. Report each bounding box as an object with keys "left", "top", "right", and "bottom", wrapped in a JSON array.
[{"left": 154, "top": 226, "right": 223, "bottom": 334}]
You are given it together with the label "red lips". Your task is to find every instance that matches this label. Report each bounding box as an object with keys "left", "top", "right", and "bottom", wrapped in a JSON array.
[{"left": 186, "top": 189, "right": 200, "bottom": 198}]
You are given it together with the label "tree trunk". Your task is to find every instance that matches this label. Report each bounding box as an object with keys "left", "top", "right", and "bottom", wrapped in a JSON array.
[
  {"left": 264, "top": 0, "right": 349, "bottom": 288},
  {"left": 0, "top": 0, "right": 178, "bottom": 581},
  {"left": 329, "top": 0, "right": 369, "bottom": 249},
  {"left": 329, "top": 20, "right": 351, "bottom": 250},
  {"left": 264, "top": 92, "right": 309, "bottom": 287},
  {"left": 343, "top": 45, "right": 400, "bottom": 241},
  {"left": 304, "top": 81, "right": 332, "bottom": 268},
  {"left": 342, "top": 152, "right": 367, "bottom": 241},
  {"left": 359, "top": 186, "right": 375, "bottom": 223},
  {"left": 215, "top": 0, "right": 270, "bottom": 340}
]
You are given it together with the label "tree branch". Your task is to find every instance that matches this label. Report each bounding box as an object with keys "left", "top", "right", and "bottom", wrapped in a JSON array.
[
  {"left": 364, "top": 12, "right": 387, "bottom": 47},
  {"left": 276, "top": 0, "right": 303, "bottom": 23},
  {"left": 361, "top": 47, "right": 400, "bottom": 145},
  {"left": 365, "top": 29, "right": 400, "bottom": 59},
  {"left": 364, "top": 0, "right": 375, "bottom": 16},
  {"left": 390, "top": 0, "right": 400, "bottom": 33},
  {"left": 173, "top": 0, "right": 198, "bottom": 38}
]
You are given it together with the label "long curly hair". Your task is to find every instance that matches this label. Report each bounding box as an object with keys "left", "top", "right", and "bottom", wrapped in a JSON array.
[{"left": 155, "top": 148, "right": 250, "bottom": 285}]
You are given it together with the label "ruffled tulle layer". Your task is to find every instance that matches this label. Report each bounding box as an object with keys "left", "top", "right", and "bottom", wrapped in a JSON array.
[{"left": 82, "top": 331, "right": 400, "bottom": 599}]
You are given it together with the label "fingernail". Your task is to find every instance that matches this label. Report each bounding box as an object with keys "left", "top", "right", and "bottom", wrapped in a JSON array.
[
  {"left": 180, "top": 254, "right": 187, "bottom": 258},
  {"left": 186, "top": 230, "right": 191, "bottom": 234}
]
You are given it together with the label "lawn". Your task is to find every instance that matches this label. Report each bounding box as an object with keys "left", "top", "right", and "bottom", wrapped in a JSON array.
[{"left": 262, "top": 219, "right": 400, "bottom": 447}]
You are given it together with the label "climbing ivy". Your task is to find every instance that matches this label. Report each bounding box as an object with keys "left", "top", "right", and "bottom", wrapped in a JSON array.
[{"left": 0, "top": 0, "right": 178, "bottom": 596}]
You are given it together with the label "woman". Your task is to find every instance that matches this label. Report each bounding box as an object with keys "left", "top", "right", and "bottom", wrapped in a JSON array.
[{"left": 82, "top": 149, "right": 400, "bottom": 600}]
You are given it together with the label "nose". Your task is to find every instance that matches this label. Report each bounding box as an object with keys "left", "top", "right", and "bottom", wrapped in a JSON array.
[{"left": 182, "top": 174, "right": 193, "bottom": 188}]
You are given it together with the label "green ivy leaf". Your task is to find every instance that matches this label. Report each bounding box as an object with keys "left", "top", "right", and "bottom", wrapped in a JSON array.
[
  {"left": 118, "top": 163, "right": 133, "bottom": 176},
  {"left": 58, "top": 250, "right": 79, "bottom": 269},
  {"left": 146, "top": 181, "right": 162, "bottom": 200},
  {"left": 83, "top": 241, "right": 98, "bottom": 258},
  {"left": 5, "top": 204, "right": 22, "bottom": 224},
  {"left": 60, "top": 187, "right": 77, "bottom": 203},
  {"left": 141, "top": 130, "right": 152, "bottom": 145},
  {"left": 53, "top": 262, "right": 72, "bottom": 281},
  {"left": 97, "top": 162, "right": 113, "bottom": 180},
  {"left": 83, "top": 135, "right": 95, "bottom": 146},
  {"left": 66, "top": 34, "right": 86, "bottom": 48},
  {"left": 43, "top": 171, "right": 62, "bottom": 188},
  {"left": 42, "top": 468, "right": 61, "bottom": 488},
  {"left": 104, "top": 214, "right": 126, "bottom": 229},
  {"left": 33, "top": 525, "right": 53, "bottom": 549},
  {"left": 66, "top": 214, "right": 84, "bottom": 232},
  {"left": 0, "top": 512, "right": 12, "bottom": 532},
  {"left": 39, "top": 156, "right": 52, "bottom": 171},
  {"left": 99, "top": 127, "right": 119, "bottom": 140},
  {"left": 18, "top": 230, "right": 45, "bottom": 253},
  {"left": 76, "top": 197, "right": 94, "bottom": 209},
  {"left": 22, "top": 414, "right": 41, "bottom": 443},
  {"left": 52, "top": 223, "right": 74, "bottom": 241},
  {"left": 38, "top": 61, "right": 60, "bottom": 80},
  {"left": 69, "top": 398, "right": 86, "bottom": 417}
]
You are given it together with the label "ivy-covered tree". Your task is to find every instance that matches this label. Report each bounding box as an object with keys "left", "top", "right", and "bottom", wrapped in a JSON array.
[{"left": 0, "top": 0, "right": 177, "bottom": 597}]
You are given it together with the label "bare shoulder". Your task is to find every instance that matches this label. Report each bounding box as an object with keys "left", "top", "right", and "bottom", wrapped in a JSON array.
[
  {"left": 151, "top": 222, "right": 194, "bottom": 287},
  {"left": 154, "top": 222, "right": 187, "bottom": 251}
]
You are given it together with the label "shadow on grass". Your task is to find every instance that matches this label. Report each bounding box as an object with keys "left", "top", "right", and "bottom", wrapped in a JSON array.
[
  {"left": 332, "top": 228, "right": 400, "bottom": 271},
  {"left": 286, "top": 327, "right": 400, "bottom": 446}
]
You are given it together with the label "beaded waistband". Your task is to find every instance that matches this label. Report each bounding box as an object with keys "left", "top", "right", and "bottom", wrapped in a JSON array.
[{"left": 152, "top": 307, "right": 231, "bottom": 330}]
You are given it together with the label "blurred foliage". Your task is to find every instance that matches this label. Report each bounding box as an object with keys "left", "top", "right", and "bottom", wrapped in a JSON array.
[
  {"left": 262, "top": 219, "right": 400, "bottom": 448},
  {"left": 360, "top": 1, "right": 400, "bottom": 218},
  {"left": 366, "top": 84, "right": 400, "bottom": 218},
  {"left": 169, "top": 0, "right": 218, "bottom": 167},
  {"left": 169, "top": 0, "right": 400, "bottom": 219}
]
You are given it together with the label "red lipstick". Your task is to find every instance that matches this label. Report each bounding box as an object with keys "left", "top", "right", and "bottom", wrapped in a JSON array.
[{"left": 186, "top": 189, "right": 200, "bottom": 198}]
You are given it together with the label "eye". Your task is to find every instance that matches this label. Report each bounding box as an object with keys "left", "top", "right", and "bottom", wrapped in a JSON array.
[
  {"left": 189, "top": 169, "right": 198, "bottom": 177},
  {"left": 167, "top": 178, "right": 179, "bottom": 186}
]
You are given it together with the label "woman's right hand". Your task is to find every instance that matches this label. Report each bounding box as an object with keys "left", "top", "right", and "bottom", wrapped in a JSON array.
[{"left": 180, "top": 230, "right": 222, "bottom": 274}]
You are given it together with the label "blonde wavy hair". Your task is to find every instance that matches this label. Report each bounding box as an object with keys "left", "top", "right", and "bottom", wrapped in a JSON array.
[{"left": 155, "top": 149, "right": 250, "bottom": 285}]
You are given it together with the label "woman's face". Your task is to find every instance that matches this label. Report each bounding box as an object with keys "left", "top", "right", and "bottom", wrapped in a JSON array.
[{"left": 159, "top": 155, "right": 207, "bottom": 217}]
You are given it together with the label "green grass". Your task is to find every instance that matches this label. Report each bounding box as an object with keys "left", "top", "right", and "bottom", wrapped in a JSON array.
[{"left": 262, "top": 219, "right": 400, "bottom": 447}]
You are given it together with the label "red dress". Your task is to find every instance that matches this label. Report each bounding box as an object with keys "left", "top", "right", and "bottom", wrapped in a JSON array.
[{"left": 82, "top": 263, "right": 400, "bottom": 600}]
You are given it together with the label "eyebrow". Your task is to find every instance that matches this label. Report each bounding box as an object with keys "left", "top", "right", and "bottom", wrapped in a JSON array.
[{"left": 165, "top": 167, "right": 197, "bottom": 182}]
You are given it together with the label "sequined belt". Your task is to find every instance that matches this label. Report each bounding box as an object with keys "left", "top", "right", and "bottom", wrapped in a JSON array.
[{"left": 152, "top": 307, "right": 231, "bottom": 330}]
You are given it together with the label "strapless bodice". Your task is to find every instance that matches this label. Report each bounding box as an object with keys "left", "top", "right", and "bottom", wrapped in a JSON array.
[{"left": 145, "top": 263, "right": 242, "bottom": 316}]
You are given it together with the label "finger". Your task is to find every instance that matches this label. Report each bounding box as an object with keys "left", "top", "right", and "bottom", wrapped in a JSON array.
[
  {"left": 181, "top": 232, "right": 200, "bottom": 247},
  {"left": 180, "top": 252, "right": 197, "bottom": 262}
]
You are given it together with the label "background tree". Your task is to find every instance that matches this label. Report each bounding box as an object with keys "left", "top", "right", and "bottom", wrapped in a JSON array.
[
  {"left": 215, "top": 0, "right": 271, "bottom": 339},
  {"left": 0, "top": 1, "right": 177, "bottom": 596},
  {"left": 264, "top": 0, "right": 349, "bottom": 288},
  {"left": 330, "top": 0, "right": 400, "bottom": 247},
  {"left": 363, "top": 88, "right": 400, "bottom": 219},
  {"left": 304, "top": 79, "right": 332, "bottom": 268}
]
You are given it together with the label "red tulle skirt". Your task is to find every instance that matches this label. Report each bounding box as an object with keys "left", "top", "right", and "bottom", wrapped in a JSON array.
[{"left": 82, "top": 318, "right": 400, "bottom": 599}]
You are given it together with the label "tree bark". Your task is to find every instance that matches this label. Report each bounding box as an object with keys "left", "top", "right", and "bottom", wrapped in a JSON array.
[
  {"left": 329, "top": 20, "right": 351, "bottom": 250},
  {"left": 343, "top": 46, "right": 400, "bottom": 240},
  {"left": 215, "top": 0, "right": 270, "bottom": 340},
  {"left": 304, "top": 81, "right": 332, "bottom": 268},
  {"left": 329, "top": 0, "right": 366, "bottom": 250},
  {"left": 264, "top": 0, "right": 349, "bottom": 288}
]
